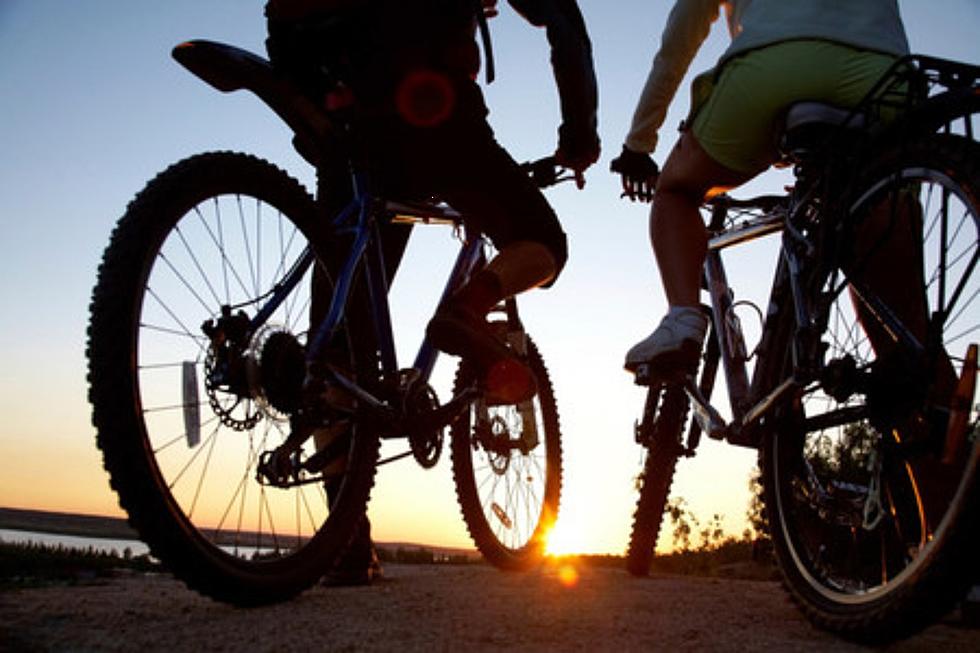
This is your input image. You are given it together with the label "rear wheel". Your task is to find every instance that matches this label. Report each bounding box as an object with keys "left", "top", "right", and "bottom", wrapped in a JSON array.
[
  {"left": 87, "top": 152, "right": 378, "bottom": 605},
  {"left": 762, "top": 135, "right": 980, "bottom": 641},
  {"left": 451, "top": 330, "right": 561, "bottom": 570}
]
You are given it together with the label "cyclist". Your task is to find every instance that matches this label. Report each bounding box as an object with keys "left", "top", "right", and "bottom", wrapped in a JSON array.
[
  {"left": 610, "top": 0, "right": 909, "bottom": 374},
  {"left": 267, "top": 0, "right": 598, "bottom": 399},
  {"left": 265, "top": 0, "right": 599, "bottom": 582}
]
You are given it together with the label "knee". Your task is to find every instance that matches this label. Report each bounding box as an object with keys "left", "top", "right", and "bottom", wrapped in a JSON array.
[
  {"left": 655, "top": 166, "right": 710, "bottom": 206},
  {"left": 541, "top": 230, "right": 568, "bottom": 286}
]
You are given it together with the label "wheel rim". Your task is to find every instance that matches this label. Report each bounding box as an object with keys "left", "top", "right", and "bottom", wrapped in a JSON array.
[
  {"left": 775, "top": 163, "right": 980, "bottom": 604},
  {"left": 135, "top": 191, "right": 340, "bottom": 562}
]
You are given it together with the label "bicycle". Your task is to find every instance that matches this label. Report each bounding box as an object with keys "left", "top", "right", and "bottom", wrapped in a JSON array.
[
  {"left": 86, "top": 40, "right": 572, "bottom": 606},
  {"left": 625, "top": 54, "right": 980, "bottom": 642}
]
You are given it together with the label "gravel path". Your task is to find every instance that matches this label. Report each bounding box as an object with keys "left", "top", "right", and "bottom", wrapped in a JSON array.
[{"left": 3, "top": 563, "right": 978, "bottom": 652}]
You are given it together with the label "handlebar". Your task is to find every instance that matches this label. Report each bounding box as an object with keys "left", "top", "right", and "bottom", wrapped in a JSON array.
[{"left": 521, "top": 156, "right": 583, "bottom": 189}]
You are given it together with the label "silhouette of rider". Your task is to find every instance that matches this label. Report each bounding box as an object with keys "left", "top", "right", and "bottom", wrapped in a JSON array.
[{"left": 265, "top": 0, "right": 599, "bottom": 584}]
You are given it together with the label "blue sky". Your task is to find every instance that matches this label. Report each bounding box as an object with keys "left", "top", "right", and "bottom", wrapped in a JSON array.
[{"left": 1, "top": 1, "right": 977, "bottom": 553}]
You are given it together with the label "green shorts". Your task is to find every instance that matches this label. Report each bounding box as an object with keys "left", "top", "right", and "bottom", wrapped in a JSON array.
[{"left": 691, "top": 39, "right": 898, "bottom": 174}]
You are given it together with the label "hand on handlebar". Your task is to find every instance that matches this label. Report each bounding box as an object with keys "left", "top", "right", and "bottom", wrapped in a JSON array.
[
  {"left": 522, "top": 156, "right": 584, "bottom": 189},
  {"left": 554, "top": 150, "right": 590, "bottom": 189},
  {"left": 610, "top": 145, "right": 659, "bottom": 202},
  {"left": 556, "top": 124, "right": 600, "bottom": 189}
]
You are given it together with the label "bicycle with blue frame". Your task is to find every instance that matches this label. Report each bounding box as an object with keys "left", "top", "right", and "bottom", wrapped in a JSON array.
[
  {"left": 87, "top": 39, "right": 569, "bottom": 605},
  {"left": 625, "top": 55, "right": 980, "bottom": 642}
]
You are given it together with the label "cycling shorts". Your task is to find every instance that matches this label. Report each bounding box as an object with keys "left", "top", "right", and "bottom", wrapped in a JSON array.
[
  {"left": 366, "top": 92, "right": 569, "bottom": 282},
  {"left": 691, "top": 39, "right": 898, "bottom": 174}
]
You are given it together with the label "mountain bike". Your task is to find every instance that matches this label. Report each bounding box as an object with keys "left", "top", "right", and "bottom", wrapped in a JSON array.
[
  {"left": 87, "top": 40, "right": 570, "bottom": 606},
  {"left": 626, "top": 55, "right": 980, "bottom": 643}
]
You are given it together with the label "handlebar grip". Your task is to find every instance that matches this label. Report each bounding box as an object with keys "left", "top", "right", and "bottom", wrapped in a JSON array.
[{"left": 522, "top": 156, "right": 559, "bottom": 188}]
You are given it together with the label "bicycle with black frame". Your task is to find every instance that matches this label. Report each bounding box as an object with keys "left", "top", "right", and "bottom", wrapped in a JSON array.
[
  {"left": 625, "top": 54, "right": 980, "bottom": 642},
  {"left": 87, "top": 39, "right": 573, "bottom": 606}
]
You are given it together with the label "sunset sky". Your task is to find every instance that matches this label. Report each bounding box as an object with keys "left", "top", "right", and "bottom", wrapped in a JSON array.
[{"left": 1, "top": 1, "right": 977, "bottom": 555}]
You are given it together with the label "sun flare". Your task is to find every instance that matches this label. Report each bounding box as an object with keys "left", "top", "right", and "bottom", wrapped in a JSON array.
[{"left": 544, "top": 517, "right": 588, "bottom": 556}]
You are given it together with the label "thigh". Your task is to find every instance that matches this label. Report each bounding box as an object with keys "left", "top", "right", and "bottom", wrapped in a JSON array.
[
  {"left": 415, "top": 122, "right": 567, "bottom": 267},
  {"left": 656, "top": 129, "right": 752, "bottom": 202},
  {"left": 444, "top": 142, "right": 560, "bottom": 247}
]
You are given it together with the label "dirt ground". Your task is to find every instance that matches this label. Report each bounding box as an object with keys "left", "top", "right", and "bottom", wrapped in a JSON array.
[{"left": 2, "top": 563, "right": 979, "bottom": 652}]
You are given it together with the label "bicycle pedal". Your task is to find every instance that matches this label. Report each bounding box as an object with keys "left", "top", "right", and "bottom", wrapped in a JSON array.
[{"left": 632, "top": 363, "right": 686, "bottom": 387}]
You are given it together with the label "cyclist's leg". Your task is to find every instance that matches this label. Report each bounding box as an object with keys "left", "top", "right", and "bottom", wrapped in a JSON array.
[
  {"left": 849, "top": 190, "right": 929, "bottom": 349},
  {"left": 651, "top": 132, "right": 752, "bottom": 307},
  {"left": 624, "top": 130, "right": 750, "bottom": 372},
  {"left": 421, "top": 120, "right": 567, "bottom": 402},
  {"left": 627, "top": 41, "right": 897, "bottom": 373},
  {"left": 309, "top": 161, "right": 412, "bottom": 585},
  {"left": 848, "top": 180, "right": 958, "bottom": 450}
]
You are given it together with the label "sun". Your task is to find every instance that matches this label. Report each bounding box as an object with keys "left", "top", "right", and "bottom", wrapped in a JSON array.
[{"left": 544, "top": 516, "right": 589, "bottom": 556}]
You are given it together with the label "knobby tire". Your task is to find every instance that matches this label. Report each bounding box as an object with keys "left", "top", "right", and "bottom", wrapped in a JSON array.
[
  {"left": 450, "top": 335, "right": 562, "bottom": 570},
  {"left": 761, "top": 134, "right": 980, "bottom": 642},
  {"left": 627, "top": 384, "right": 689, "bottom": 576},
  {"left": 87, "top": 152, "right": 379, "bottom": 605}
]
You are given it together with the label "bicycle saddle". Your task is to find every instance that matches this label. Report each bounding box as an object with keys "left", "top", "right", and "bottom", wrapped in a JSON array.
[{"left": 780, "top": 101, "right": 866, "bottom": 160}]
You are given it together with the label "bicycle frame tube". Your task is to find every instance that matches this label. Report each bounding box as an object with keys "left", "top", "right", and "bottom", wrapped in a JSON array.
[
  {"left": 703, "top": 248, "right": 751, "bottom": 419},
  {"left": 305, "top": 191, "right": 373, "bottom": 364},
  {"left": 704, "top": 215, "right": 782, "bottom": 421},
  {"left": 249, "top": 246, "right": 317, "bottom": 332},
  {"left": 412, "top": 234, "right": 486, "bottom": 379},
  {"left": 301, "top": 181, "right": 486, "bottom": 390},
  {"left": 244, "top": 196, "right": 365, "bottom": 340}
]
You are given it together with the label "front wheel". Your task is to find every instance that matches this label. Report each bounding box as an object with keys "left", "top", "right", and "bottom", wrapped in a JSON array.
[
  {"left": 450, "top": 331, "right": 562, "bottom": 570},
  {"left": 87, "top": 152, "right": 378, "bottom": 605},
  {"left": 762, "top": 134, "right": 980, "bottom": 642},
  {"left": 626, "top": 384, "right": 689, "bottom": 576}
]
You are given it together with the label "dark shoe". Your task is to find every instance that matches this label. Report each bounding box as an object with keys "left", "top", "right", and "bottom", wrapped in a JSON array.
[
  {"left": 321, "top": 514, "right": 382, "bottom": 588},
  {"left": 427, "top": 303, "right": 536, "bottom": 405},
  {"left": 322, "top": 544, "right": 383, "bottom": 587}
]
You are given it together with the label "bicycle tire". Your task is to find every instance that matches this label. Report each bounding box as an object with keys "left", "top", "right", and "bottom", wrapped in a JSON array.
[
  {"left": 450, "top": 333, "right": 561, "bottom": 570},
  {"left": 761, "top": 134, "right": 980, "bottom": 642},
  {"left": 87, "top": 152, "right": 379, "bottom": 605},
  {"left": 626, "top": 384, "right": 689, "bottom": 576}
]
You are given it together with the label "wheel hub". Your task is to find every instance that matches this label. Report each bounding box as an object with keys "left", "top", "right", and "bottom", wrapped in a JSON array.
[
  {"left": 475, "top": 415, "right": 513, "bottom": 475},
  {"left": 253, "top": 329, "right": 305, "bottom": 416}
]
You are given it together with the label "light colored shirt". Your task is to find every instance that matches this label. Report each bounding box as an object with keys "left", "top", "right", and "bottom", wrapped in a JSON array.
[{"left": 624, "top": 0, "right": 910, "bottom": 154}]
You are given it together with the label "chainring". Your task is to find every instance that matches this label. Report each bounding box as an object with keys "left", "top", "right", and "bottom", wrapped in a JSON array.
[{"left": 406, "top": 381, "right": 444, "bottom": 468}]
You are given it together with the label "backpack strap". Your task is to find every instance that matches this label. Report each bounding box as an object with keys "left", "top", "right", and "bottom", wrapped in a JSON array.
[{"left": 474, "top": 0, "right": 495, "bottom": 83}]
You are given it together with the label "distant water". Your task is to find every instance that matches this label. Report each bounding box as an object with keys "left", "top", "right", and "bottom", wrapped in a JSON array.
[
  {"left": 0, "top": 528, "right": 271, "bottom": 560},
  {"left": 0, "top": 528, "right": 149, "bottom": 557}
]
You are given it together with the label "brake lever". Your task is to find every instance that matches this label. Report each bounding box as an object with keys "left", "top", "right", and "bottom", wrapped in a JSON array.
[{"left": 522, "top": 156, "right": 581, "bottom": 189}]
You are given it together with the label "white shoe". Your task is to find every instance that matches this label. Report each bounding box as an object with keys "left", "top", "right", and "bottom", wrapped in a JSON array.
[{"left": 625, "top": 307, "right": 707, "bottom": 372}]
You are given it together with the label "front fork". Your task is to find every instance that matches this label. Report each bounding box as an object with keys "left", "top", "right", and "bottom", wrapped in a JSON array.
[{"left": 469, "top": 298, "right": 541, "bottom": 456}]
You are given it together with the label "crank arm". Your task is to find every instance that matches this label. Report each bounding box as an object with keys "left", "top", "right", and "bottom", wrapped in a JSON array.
[
  {"left": 401, "top": 384, "right": 481, "bottom": 437},
  {"left": 681, "top": 376, "right": 727, "bottom": 440},
  {"left": 322, "top": 366, "right": 392, "bottom": 416},
  {"left": 740, "top": 376, "right": 800, "bottom": 429}
]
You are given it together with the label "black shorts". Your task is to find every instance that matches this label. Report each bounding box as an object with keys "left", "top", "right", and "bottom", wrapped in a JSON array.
[{"left": 374, "top": 99, "right": 569, "bottom": 277}]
